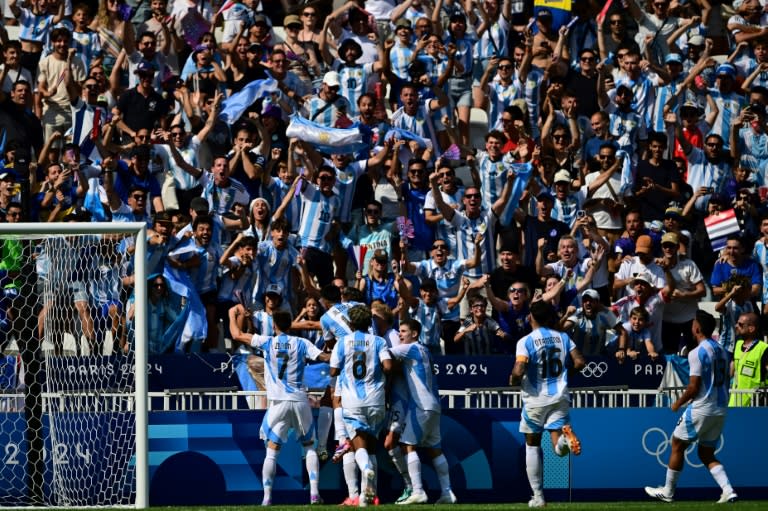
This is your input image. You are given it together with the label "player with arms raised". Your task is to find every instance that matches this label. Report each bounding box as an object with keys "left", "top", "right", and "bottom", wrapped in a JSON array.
[
  {"left": 510, "top": 300, "right": 585, "bottom": 509},
  {"left": 230, "top": 309, "right": 330, "bottom": 506},
  {"left": 645, "top": 310, "right": 737, "bottom": 504},
  {"left": 330, "top": 305, "right": 392, "bottom": 507}
]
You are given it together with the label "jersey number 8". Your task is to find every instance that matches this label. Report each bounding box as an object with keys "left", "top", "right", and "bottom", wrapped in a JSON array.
[{"left": 353, "top": 352, "right": 367, "bottom": 380}]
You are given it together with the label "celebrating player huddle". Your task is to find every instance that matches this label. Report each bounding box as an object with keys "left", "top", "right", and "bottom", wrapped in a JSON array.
[{"left": 234, "top": 299, "right": 736, "bottom": 506}]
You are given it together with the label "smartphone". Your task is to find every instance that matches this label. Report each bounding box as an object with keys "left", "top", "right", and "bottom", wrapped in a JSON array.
[
  {"left": 705, "top": 187, "right": 714, "bottom": 193},
  {"left": 577, "top": 210, "right": 586, "bottom": 218}
]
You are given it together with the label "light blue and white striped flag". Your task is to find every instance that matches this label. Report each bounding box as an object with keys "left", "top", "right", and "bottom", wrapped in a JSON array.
[
  {"left": 218, "top": 76, "right": 279, "bottom": 124},
  {"left": 162, "top": 264, "right": 208, "bottom": 352},
  {"left": 499, "top": 162, "right": 534, "bottom": 226},
  {"left": 286, "top": 114, "right": 372, "bottom": 154},
  {"left": 384, "top": 126, "right": 429, "bottom": 149}
]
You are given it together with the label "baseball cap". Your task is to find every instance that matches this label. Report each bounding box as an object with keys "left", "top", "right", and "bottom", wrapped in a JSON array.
[
  {"left": 537, "top": 190, "right": 555, "bottom": 202},
  {"left": 372, "top": 249, "right": 388, "bottom": 262},
  {"left": 632, "top": 272, "right": 653, "bottom": 286},
  {"left": 664, "top": 206, "right": 683, "bottom": 219},
  {"left": 253, "top": 14, "right": 269, "bottom": 25},
  {"left": 634, "top": 234, "right": 653, "bottom": 255},
  {"left": 554, "top": 170, "right": 571, "bottom": 183},
  {"left": 135, "top": 60, "right": 156, "bottom": 75},
  {"left": 0, "top": 170, "right": 17, "bottom": 181},
  {"left": 265, "top": 283, "right": 283, "bottom": 297},
  {"left": 537, "top": 8, "right": 553, "bottom": 18},
  {"left": 283, "top": 14, "right": 301, "bottom": 27},
  {"left": 664, "top": 53, "right": 683, "bottom": 64},
  {"left": 688, "top": 35, "right": 705, "bottom": 46},
  {"left": 192, "top": 43, "right": 210, "bottom": 54},
  {"left": 581, "top": 289, "right": 600, "bottom": 301},
  {"left": 323, "top": 71, "right": 341, "bottom": 87},
  {"left": 716, "top": 63, "right": 737, "bottom": 78},
  {"left": 661, "top": 232, "right": 679, "bottom": 245},
  {"left": 395, "top": 18, "right": 412, "bottom": 29}
]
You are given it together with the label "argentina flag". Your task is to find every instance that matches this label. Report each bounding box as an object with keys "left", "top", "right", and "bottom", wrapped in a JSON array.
[
  {"left": 286, "top": 114, "right": 373, "bottom": 154},
  {"left": 384, "top": 126, "right": 429, "bottom": 149},
  {"left": 499, "top": 162, "right": 534, "bottom": 226},
  {"left": 219, "top": 76, "right": 279, "bottom": 124}
]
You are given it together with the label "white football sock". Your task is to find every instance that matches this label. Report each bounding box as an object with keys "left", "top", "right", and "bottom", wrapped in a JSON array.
[
  {"left": 389, "top": 447, "right": 412, "bottom": 489},
  {"left": 433, "top": 453, "right": 452, "bottom": 494},
  {"left": 305, "top": 448, "right": 320, "bottom": 495},
  {"left": 317, "top": 406, "right": 333, "bottom": 449},
  {"left": 664, "top": 468, "right": 680, "bottom": 496},
  {"left": 333, "top": 407, "right": 346, "bottom": 442},
  {"left": 342, "top": 452, "right": 359, "bottom": 497},
  {"left": 407, "top": 450, "right": 424, "bottom": 493},
  {"left": 526, "top": 445, "right": 543, "bottom": 496},
  {"left": 709, "top": 464, "right": 734, "bottom": 494},
  {"left": 262, "top": 447, "right": 279, "bottom": 501}
]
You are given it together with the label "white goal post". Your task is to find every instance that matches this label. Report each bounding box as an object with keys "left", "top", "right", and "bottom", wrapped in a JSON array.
[{"left": 0, "top": 222, "right": 148, "bottom": 509}]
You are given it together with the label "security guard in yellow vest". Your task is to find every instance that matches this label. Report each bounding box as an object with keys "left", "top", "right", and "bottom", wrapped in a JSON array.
[{"left": 729, "top": 313, "right": 768, "bottom": 407}]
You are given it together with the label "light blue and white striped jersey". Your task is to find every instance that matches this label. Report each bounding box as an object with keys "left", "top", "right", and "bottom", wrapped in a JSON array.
[
  {"left": 687, "top": 339, "right": 730, "bottom": 415},
  {"left": 253, "top": 310, "right": 276, "bottom": 336},
  {"left": 423, "top": 187, "right": 463, "bottom": 254},
  {"left": 389, "top": 342, "right": 440, "bottom": 412},
  {"left": 254, "top": 241, "right": 299, "bottom": 304},
  {"left": 686, "top": 147, "right": 732, "bottom": 210},
  {"left": 301, "top": 95, "right": 352, "bottom": 128},
  {"left": 91, "top": 258, "right": 122, "bottom": 305},
  {"left": 487, "top": 80, "right": 520, "bottom": 130},
  {"left": 736, "top": 127, "right": 768, "bottom": 178},
  {"left": 409, "top": 298, "right": 447, "bottom": 348},
  {"left": 190, "top": 242, "right": 220, "bottom": 294},
  {"left": 327, "top": 158, "right": 367, "bottom": 224},
  {"left": 752, "top": 239, "right": 768, "bottom": 304},
  {"left": 201, "top": 174, "right": 250, "bottom": 215},
  {"left": 320, "top": 301, "right": 364, "bottom": 341},
  {"left": 746, "top": 63, "right": 768, "bottom": 89},
  {"left": 448, "top": 209, "right": 496, "bottom": 277},
  {"left": 476, "top": 150, "right": 512, "bottom": 205},
  {"left": 651, "top": 76, "right": 684, "bottom": 133},
  {"left": 298, "top": 182, "right": 340, "bottom": 252},
  {"left": 218, "top": 256, "right": 256, "bottom": 304},
  {"left": 444, "top": 35, "right": 475, "bottom": 77},
  {"left": 334, "top": 61, "right": 374, "bottom": 117},
  {"left": 18, "top": 8, "right": 54, "bottom": 43},
  {"left": 266, "top": 178, "right": 301, "bottom": 232},
  {"left": 155, "top": 136, "right": 201, "bottom": 191},
  {"left": 473, "top": 16, "right": 509, "bottom": 60},
  {"left": 330, "top": 330, "right": 392, "bottom": 408},
  {"left": 71, "top": 29, "right": 101, "bottom": 74},
  {"left": 340, "top": 222, "right": 396, "bottom": 275},
  {"left": 250, "top": 333, "right": 323, "bottom": 401},
  {"left": 606, "top": 103, "right": 647, "bottom": 155},
  {"left": 567, "top": 309, "right": 620, "bottom": 356},
  {"left": 707, "top": 89, "right": 746, "bottom": 150},
  {"left": 413, "top": 257, "right": 465, "bottom": 321},
  {"left": 391, "top": 103, "right": 442, "bottom": 154},
  {"left": 519, "top": 66, "right": 544, "bottom": 140},
  {"left": 516, "top": 327, "right": 576, "bottom": 407},
  {"left": 389, "top": 42, "right": 416, "bottom": 81}
]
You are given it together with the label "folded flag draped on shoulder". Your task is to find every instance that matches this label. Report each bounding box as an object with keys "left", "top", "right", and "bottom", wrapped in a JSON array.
[
  {"left": 163, "top": 241, "right": 208, "bottom": 352},
  {"left": 384, "top": 127, "right": 429, "bottom": 150},
  {"left": 219, "top": 76, "right": 279, "bottom": 124},
  {"left": 617, "top": 149, "right": 634, "bottom": 196},
  {"left": 70, "top": 101, "right": 105, "bottom": 163},
  {"left": 705, "top": 208, "right": 740, "bottom": 252},
  {"left": 286, "top": 114, "right": 373, "bottom": 154}
]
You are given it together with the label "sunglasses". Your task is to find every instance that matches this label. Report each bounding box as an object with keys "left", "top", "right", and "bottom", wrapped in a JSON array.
[
  {"left": 84, "top": 84, "right": 99, "bottom": 90},
  {"left": 170, "top": 131, "right": 184, "bottom": 137},
  {"left": 553, "top": 134, "right": 567, "bottom": 140},
  {"left": 581, "top": 56, "right": 595, "bottom": 62},
  {"left": 705, "top": 143, "right": 721, "bottom": 148},
  {"left": 319, "top": 175, "right": 335, "bottom": 181},
  {"left": 464, "top": 193, "right": 481, "bottom": 199},
  {"left": 432, "top": 244, "right": 447, "bottom": 250},
  {"left": 498, "top": 65, "right": 512, "bottom": 70},
  {"left": 131, "top": 194, "right": 147, "bottom": 200},
  {"left": 302, "top": 11, "right": 316, "bottom": 16},
  {"left": 509, "top": 287, "right": 526, "bottom": 294},
  {"left": 136, "top": 134, "right": 150, "bottom": 140},
  {"left": 365, "top": 208, "right": 380, "bottom": 215},
  {"left": 609, "top": 19, "right": 623, "bottom": 24}
]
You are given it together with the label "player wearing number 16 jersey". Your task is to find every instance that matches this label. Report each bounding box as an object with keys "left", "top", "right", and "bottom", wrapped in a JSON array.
[
  {"left": 330, "top": 305, "right": 392, "bottom": 506},
  {"left": 230, "top": 310, "right": 330, "bottom": 506},
  {"left": 645, "top": 310, "right": 738, "bottom": 504},
  {"left": 510, "top": 300, "right": 585, "bottom": 509}
]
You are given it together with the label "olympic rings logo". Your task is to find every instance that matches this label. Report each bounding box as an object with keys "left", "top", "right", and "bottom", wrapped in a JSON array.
[
  {"left": 580, "top": 361, "right": 608, "bottom": 378},
  {"left": 641, "top": 427, "right": 724, "bottom": 468}
]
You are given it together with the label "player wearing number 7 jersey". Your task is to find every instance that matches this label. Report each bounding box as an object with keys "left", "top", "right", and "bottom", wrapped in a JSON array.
[
  {"left": 645, "top": 310, "right": 738, "bottom": 504},
  {"left": 330, "top": 305, "right": 393, "bottom": 506},
  {"left": 230, "top": 310, "right": 331, "bottom": 506},
  {"left": 510, "top": 300, "right": 586, "bottom": 509}
]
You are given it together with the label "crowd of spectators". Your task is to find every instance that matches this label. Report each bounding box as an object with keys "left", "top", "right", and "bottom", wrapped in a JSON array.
[{"left": 1, "top": 0, "right": 768, "bottom": 362}]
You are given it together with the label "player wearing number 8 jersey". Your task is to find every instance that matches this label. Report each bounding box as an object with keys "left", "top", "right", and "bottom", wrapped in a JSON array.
[
  {"left": 645, "top": 310, "right": 738, "bottom": 504},
  {"left": 510, "top": 300, "right": 585, "bottom": 509},
  {"left": 229, "top": 310, "right": 330, "bottom": 506},
  {"left": 330, "top": 305, "right": 393, "bottom": 506}
]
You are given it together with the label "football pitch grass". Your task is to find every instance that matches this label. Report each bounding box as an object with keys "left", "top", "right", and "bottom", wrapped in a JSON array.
[{"left": 141, "top": 502, "right": 762, "bottom": 510}]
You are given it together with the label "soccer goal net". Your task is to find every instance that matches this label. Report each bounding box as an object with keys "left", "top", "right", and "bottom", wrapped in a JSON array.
[{"left": 0, "top": 222, "right": 148, "bottom": 508}]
